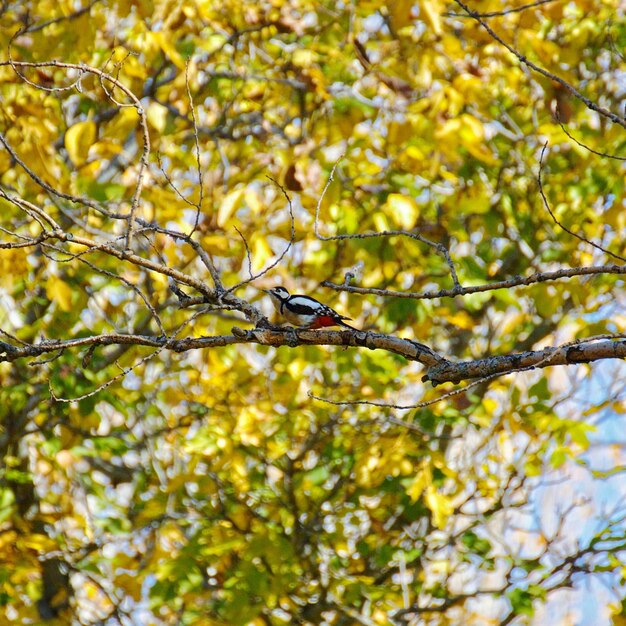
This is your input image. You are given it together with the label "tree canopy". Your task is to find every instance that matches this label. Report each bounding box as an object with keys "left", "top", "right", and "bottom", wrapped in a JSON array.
[{"left": 0, "top": 0, "right": 625, "bottom": 624}]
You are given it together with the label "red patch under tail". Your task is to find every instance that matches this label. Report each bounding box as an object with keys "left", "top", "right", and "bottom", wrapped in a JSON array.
[
  {"left": 309, "top": 315, "right": 338, "bottom": 329},
  {"left": 309, "top": 316, "right": 356, "bottom": 330}
]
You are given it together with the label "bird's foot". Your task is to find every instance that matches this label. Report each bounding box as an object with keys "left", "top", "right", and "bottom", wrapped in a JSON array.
[{"left": 286, "top": 327, "right": 300, "bottom": 347}]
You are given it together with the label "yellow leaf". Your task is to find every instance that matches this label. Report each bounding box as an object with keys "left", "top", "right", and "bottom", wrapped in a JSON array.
[
  {"left": 293, "top": 49, "right": 318, "bottom": 68},
  {"left": 199, "top": 33, "right": 228, "bottom": 55},
  {"left": 46, "top": 276, "right": 73, "bottom": 312},
  {"left": 146, "top": 102, "right": 169, "bottom": 133},
  {"left": 306, "top": 67, "right": 329, "bottom": 97},
  {"left": 458, "top": 114, "right": 484, "bottom": 143},
  {"left": 200, "top": 234, "right": 232, "bottom": 254},
  {"left": 0, "top": 150, "right": 10, "bottom": 174},
  {"left": 245, "top": 188, "right": 263, "bottom": 214},
  {"left": 383, "top": 194, "right": 419, "bottom": 230},
  {"left": 372, "top": 212, "right": 390, "bottom": 231},
  {"left": 389, "top": 0, "right": 413, "bottom": 30},
  {"left": 424, "top": 486, "right": 453, "bottom": 529},
  {"left": 446, "top": 311, "right": 474, "bottom": 330},
  {"left": 458, "top": 185, "right": 491, "bottom": 214},
  {"left": 252, "top": 236, "right": 274, "bottom": 272},
  {"left": 0, "top": 248, "right": 28, "bottom": 287},
  {"left": 85, "top": 580, "right": 106, "bottom": 602},
  {"left": 0, "top": 530, "right": 17, "bottom": 551},
  {"left": 148, "top": 31, "right": 185, "bottom": 69},
  {"left": 440, "top": 168, "right": 458, "bottom": 183},
  {"left": 407, "top": 463, "right": 432, "bottom": 502},
  {"left": 91, "top": 139, "right": 124, "bottom": 161},
  {"left": 103, "top": 108, "right": 139, "bottom": 141},
  {"left": 420, "top": 0, "right": 443, "bottom": 36},
  {"left": 435, "top": 118, "right": 461, "bottom": 140},
  {"left": 287, "top": 358, "right": 307, "bottom": 378},
  {"left": 218, "top": 188, "right": 244, "bottom": 227},
  {"left": 610, "top": 609, "right": 626, "bottom": 626},
  {"left": 456, "top": 114, "right": 499, "bottom": 165},
  {"left": 18, "top": 533, "right": 57, "bottom": 552},
  {"left": 65, "top": 120, "right": 96, "bottom": 167},
  {"left": 466, "top": 142, "right": 499, "bottom": 166},
  {"left": 405, "top": 145, "right": 424, "bottom": 161}
]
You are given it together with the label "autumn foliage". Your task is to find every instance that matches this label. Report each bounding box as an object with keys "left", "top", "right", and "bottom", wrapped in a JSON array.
[{"left": 0, "top": 1, "right": 625, "bottom": 624}]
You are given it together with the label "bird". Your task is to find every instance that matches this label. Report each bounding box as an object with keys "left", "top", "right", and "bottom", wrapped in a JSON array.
[{"left": 265, "top": 286, "right": 357, "bottom": 330}]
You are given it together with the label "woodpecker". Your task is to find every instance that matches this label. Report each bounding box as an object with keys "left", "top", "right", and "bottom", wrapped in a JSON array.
[{"left": 266, "top": 286, "right": 357, "bottom": 330}]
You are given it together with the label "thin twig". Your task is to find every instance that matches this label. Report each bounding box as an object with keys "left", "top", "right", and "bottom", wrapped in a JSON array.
[
  {"left": 315, "top": 158, "right": 461, "bottom": 289},
  {"left": 17, "top": 0, "right": 103, "bottom": 34},
  {"left": 558, "top": 122, "right": 626, "bottom": 162},
  {"left": 538, "top": 143, "right": 626, "bottom": 262},
  {"left": 49, "top": 302, "right": 210, "bottom": 402},
  {"left": 185, "top": 59, "right": 204, "bottom": 238},
  {"left": 234, "top": 226, "right": 253, "bottom": 279},
  {"left": 226, "top": 177, "right": 296, "bottom": 293},
  {"left": 0, "top": 60, "right": 151, "bottom": 250},
  {"left": 453, "top": 0, "right": 626, "bottom": 130},
  {"left": 445, "top": 0, "right": 557, "bottom": 18},
  {"left": 323, "top": 264, "right": 626, "bottom": 299},
  {"left": 308, "top": 374, "right": 497, "bottom": 411}
]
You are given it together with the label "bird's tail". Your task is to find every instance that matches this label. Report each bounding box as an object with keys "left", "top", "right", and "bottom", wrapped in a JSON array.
[{"left": 337, "top": 318, "right": 358, "bottom": 331}]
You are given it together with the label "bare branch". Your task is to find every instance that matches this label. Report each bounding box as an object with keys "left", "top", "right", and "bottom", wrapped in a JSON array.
[
  {"left": 309, "top": 374, "right": 497, "bottom": 410},
  {"left": 559, "top": 121, "right": 626, "bottom": 162},
  {"left": 315, "top": 158, "right": 461, "bottom": 289},
  {"left": 0, "top": 60, "right": 151, "bottom": 251},
  {"left": 538, "top": 143, "right": 626, "bottom": 262},
  {"left": 2, "top": 328, "right": 624, "bottom": 389},
  {"left": 0, "top": 172, "right": 62, "bottom": 230},
  {"left": 20, "top": 0, "right": 103, "bottom": 35},
  {"left": 0, "top": 328, "right": 444, "bottom": 368},
  {"left": 234, "top": 226, "right": 254, "bottom": 280},
  {"left": 185, "top": 59, "right": 204, "bottom": 238},
  {"left": 226, "top": 177, "right": 296, "bottom": 293},
  {"left": 445, "top": 0, "right": 558, "bottom": 18},
  {"left": 423, "top": 335, "right": 626, "bottom": 386},
  {"left": 68, "top": 253, "right": 166, "bottom": 336},
  {"left": 453, "top": 0, "right": 626, "bottom": 130},
  {"left": 323, "top": 264, "right": 626, "bottom": 300},
  {"left": 40, "top": 228, "right": 216, "bottom": 299},
  {"left": 145, "top": 213, "right": 224, "bottom": 291}
]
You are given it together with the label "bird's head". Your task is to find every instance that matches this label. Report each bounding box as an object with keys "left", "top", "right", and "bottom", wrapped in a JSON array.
[{"left": 265, "top": 286, "right": 290, "bottom": 305}]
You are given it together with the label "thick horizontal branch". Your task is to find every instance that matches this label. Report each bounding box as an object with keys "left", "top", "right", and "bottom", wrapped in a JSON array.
[
  {"left": 0, "top": 329, "right": 443, "bottom": 368},
  {"left": 423, "top": 339, "right": 626, "bottom": 385},
  {"left": 186, "top": 328, "right": 445, "bottom": 367},
  {"left": 2, "top": 331, "right": 624, "bottom": 390},
  {"left": 323, "top": 264, "right": 626, "bottom": 300}
]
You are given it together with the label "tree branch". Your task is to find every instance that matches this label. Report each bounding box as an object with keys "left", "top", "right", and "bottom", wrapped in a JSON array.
[
  {"left": 2, "top": 329, "right": 624, "bottom": 389},
  {"left": 323, "top": 264, "right": 626, "bottom": 300},
  {"left": 0, "top": 328, "right": 444, "bottom": 368},
  {"left": 453, "top": 0, "right": 626, "bottom": 130},
  {"left": 423, "top": 337, "right": 626, "bottom": 385},
  {"left": 445, "top": 0, "right": 558, "bottom": 19}
]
